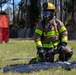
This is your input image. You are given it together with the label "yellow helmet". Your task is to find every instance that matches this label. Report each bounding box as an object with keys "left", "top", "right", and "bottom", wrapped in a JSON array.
[{"left": 43, "top": 2, "right": 58, "bottom": 12}]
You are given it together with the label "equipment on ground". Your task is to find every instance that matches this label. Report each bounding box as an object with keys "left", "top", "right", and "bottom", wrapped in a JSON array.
[{"left": 0, "top": 61, "right": 76, "bottom": 73}]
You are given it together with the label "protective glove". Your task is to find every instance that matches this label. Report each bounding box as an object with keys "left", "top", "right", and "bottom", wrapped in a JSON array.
[
  {"left": 48, "top": 48, "right": 54, "bottom": 54},
  {"left": 58, "top": 42, "right": 67, "bottom": 53},
  {"left": 37, "top": 47, "right": 46, "bottom": 58}
]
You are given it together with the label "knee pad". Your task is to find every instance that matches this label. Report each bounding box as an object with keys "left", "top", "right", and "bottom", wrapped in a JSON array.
[
  {"left": 65, "top": 51, "right": 73, "bottom": 61},
  {"left": 58, "top": 51, "right": 73, "bottom": 61}
]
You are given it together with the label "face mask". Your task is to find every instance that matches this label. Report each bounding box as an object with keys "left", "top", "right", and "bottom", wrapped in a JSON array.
[{"left": 43, "top": 10, "right": 54, "bottom": 20}]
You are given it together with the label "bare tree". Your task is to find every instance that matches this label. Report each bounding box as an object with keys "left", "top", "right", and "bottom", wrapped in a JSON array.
[
  {"left": 0, "top": 0, "right": 8, "bottom": 11},
  {"left": 60, "top": 0, "right": 63, "bottom": 21}
]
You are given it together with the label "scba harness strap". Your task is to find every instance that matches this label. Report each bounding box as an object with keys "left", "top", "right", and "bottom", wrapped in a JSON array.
[
  {"left": 42, "top": 18, "right": 61, "bottom": 36},
  {"left": 41, "top": 18, "right": 61, "bottom": 44},
  {"left": 40, "top": 19, "right": 61, "bottom": 48}
]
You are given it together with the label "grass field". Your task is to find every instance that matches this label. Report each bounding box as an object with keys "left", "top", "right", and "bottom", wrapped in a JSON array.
[{"left": 0, "top": 39, "right": 76, "bottom": 75}]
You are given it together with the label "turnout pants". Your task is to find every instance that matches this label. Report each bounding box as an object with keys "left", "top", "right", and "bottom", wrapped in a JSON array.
[{"left": 40, "top": 45, "right": 73, "bottom": 62}]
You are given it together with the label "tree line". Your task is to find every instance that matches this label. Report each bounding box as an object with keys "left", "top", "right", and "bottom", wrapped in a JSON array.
[{"left": 0, "top": 0, "right": 76, "bottom": 38}]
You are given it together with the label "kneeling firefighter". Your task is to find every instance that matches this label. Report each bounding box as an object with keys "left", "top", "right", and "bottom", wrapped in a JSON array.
[{"left": 34, "top": 2, "right": 73, "bottom": 62}]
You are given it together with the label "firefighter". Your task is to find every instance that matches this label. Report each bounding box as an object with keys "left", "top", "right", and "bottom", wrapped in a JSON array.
[{"left": 34, "top": 2, "right": 73, "bottom": 62}]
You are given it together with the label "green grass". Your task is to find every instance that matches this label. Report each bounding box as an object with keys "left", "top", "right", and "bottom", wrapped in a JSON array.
[{"left": 0, "top": 39, "right": 76, "bottom": 75}]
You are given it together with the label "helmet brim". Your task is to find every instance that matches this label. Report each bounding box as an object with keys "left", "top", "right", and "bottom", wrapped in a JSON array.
[
  {"left": 43, "top": 9, "right": 58, "bottom": 13},
  {"left": 55, "top": 9, "right": 58, "bottom": 12}
]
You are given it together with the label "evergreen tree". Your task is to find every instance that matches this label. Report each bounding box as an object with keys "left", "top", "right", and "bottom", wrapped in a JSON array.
[
  {"left": 28, "top": 0, "right": 40, "bottom": 28},
  {"left": 64, "top": 0, "right": 75, "bottom": 26}
]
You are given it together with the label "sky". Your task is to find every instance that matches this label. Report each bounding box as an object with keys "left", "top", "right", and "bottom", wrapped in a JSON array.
[
  {"left": 2, "top": 0, "right": 20, "bottom": 10},
  {"left": 14, "top": 0, "right": 20, "bottom": 5}
]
